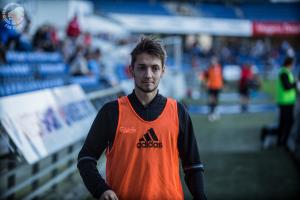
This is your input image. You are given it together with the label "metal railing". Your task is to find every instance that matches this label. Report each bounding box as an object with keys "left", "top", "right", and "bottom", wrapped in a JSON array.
[{"left": 0, "top": 86, "right": 124, "bottom": 200}]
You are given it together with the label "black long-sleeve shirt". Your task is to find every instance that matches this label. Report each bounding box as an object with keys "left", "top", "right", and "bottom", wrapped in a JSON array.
[{"left": 77, "top": 91, "right": 206, "bottom": 199}]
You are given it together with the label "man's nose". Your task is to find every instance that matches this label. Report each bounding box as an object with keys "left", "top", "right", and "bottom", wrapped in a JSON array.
[{"left": 144, "top": 67, "right": 152, "bottom": 78}]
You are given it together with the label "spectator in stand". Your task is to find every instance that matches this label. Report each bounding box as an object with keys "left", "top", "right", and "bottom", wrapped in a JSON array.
[
  {"left": 69, "top": 45, "right": 90, "bottom": 76},
  {"left": 190, "top": 41, "right": 201, "bottom": 68},
  {"left": 87, "top": 48, "right": 112, "bottom": 87},
  {"left": 251, "top": 40, "right": 266, "bottom": 59},
  {"left": 17, "top": 12, "right": 32, "bottom": 51},
  {"left": 32, "top": 25, "right": 44, "bottom": 50},
  {"left": 220, "top": 46, "right": 230, "bottom": 64},
  {"left": 61, "top": 37, "right": 76, "bottom": 63},
  {"left": 49, "top": 25, "right": 59, "bottom": 47},
  {"left": 87, "top": 49, "right": 102, "bottom": 77},
  {"left": 32, "top": 24, "right": 58, "bottom": 52},
  {"left": 83, "top": 32, "right": 92, "bottom": 47},
  {"left": 66, "top": 14, "right": 81, "bottom": 39}
]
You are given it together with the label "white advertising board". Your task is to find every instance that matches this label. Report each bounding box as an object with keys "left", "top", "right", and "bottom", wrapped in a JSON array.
[
  {"left": 0, "top": 84, "right": 96, "bottom": 164},
  {"left": 110, "top": 14, "right": 252, "bottom": 36}
]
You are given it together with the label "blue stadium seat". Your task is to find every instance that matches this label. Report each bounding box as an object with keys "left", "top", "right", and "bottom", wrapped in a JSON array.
[
  {"left": 0, "top": 64, "right": 32, "bottom": 77},
  {"left": 69, "top": 76, "right": 106, "bottom": 92},
  {"left": 0, "top": 79, "right": 65, "bottom": 97},
  {"left": 6, "top": 51, "right": 63, "bottom": 64},
  {"left": 37, "top": 63, "right": 67, "bottom": 77},
  {"left": 0, "top": 50, "right": 68, "bottom": 97}
]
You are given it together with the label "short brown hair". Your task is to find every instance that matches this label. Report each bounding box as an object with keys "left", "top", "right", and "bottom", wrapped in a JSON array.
[
  {"left": 130, "top": 36, "right": 167, "bottom": 67},
  {"left": 283, "top": 56, "right": 294, "bottom": 67}
]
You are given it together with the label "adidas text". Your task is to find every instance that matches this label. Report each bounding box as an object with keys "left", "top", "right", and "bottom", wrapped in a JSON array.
[{"left": 137, "top": 141, "right": 163, "bottom": 148}]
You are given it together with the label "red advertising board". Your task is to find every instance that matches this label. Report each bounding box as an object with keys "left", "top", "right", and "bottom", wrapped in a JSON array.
[{"left": 253, "top": 22, "right": 300, "bottom": 36}]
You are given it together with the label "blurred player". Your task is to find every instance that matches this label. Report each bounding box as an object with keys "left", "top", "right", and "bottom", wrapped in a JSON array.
[
  {"left": 276, "top": 56, "right": 296, "bottom": 147},
  {"left": 239, "top": 64, "right": 254, "bottom": 112},
  {"left": 203, "top": 56, "right": 223, "bottom": 121}
]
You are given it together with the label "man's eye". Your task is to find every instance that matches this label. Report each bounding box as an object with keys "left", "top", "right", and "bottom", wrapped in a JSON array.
[
  {"left": 138, "top": 66, "right": 146, "bottom": 70},
  {"left": 152, "top": 66, "right": 159, "bottom": 71}
]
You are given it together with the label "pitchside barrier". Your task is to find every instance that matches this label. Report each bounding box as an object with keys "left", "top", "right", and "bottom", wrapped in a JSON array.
[{"left": 0, "top": 84, "right": 124, "bottom": 199}]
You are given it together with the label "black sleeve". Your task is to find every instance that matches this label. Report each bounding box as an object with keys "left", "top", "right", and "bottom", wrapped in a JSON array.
[
  {"left": 77, "top": 100, "right": 118, "bottom": 199},
  {"left": 280, "top": 73, "right": 296, "bottom": 90},
  {"left": 177, "top": 102, "right": 207, "bottom": 200}
]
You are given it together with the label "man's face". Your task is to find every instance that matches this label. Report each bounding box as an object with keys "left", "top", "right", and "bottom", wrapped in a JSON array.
[{"left": 130, "top": 53, "right": 165, "bottom": 93}]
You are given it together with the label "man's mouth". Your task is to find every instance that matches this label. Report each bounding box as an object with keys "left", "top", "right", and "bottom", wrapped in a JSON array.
[{"left": 142, "top": 81, "right": 154, "bottom": 84}]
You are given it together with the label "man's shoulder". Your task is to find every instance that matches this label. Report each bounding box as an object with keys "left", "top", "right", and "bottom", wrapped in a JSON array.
[
  {"left": 99, "top": 99, "right": 118, "bottom": 113},
  {"left": 176, "top": 101, "right": 188, "bottom": 113},
  {"left": 279, "top": 71, "right": 289, "bottom": 79},
  {"left": 165, "top": 97, "right": 188, "bottom": 115}
]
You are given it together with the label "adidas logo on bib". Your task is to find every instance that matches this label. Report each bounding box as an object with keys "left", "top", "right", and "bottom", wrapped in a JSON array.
[{"left": 137, "top": 128, "right": 163, "bottom": 149}]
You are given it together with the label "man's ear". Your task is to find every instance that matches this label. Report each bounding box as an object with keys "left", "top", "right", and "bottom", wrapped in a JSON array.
[
  {"left": 162, "top": 66, "right": 165, "bottom": 75},
  {"left": 129, "top": 65, "right": 134, "bottom": 76}
]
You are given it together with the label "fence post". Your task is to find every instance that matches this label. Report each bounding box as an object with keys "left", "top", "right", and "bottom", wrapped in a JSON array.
[
  {"left": 67, "top": 145, "right": 74, "bottom": 180},
  {"left": 32, "top": 163, "right": 39, "bottom": 200},
  {"left": 7, "top": 139, "right": 16, "bottom": 200},
  {"left": 51, "top": 153, "right": 58, "bottom": 190}
]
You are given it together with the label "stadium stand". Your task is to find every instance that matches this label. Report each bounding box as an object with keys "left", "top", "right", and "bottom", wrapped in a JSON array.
[
  {"left": 193, "top": 2, "right": 300, "bottom": 21},
  {"left": 94, "top": 0, "right": 173, "bottom": 15},
  {"left": 94, "top": 1, "right": 300, "bottom": 21},
  {"left": 0, "top": 51, "right": 67, "bottom": 97},
  {"left": 240, "top": 2, "right": 300, "bottom": 21},
  {"left": 0, "top": 51, "right": 114, "bottom": 96},
  {"left": 196, "top": 3, "right": 238, "bottom": 19},
  {"left": 6, "top": 51, "right": 63, "bottom": 64}
]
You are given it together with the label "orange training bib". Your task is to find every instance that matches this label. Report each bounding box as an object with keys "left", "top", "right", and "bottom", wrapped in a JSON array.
[{"left": 106, "top": 96, "right": 183, "bottom": 200}]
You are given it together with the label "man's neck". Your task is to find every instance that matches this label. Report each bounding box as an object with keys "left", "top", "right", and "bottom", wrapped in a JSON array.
[
  {"left": 134, "top": 88, "right": 158, "bottom": 106},
  {"left": 283, "top": 66, "right": 292, "bottom": 71}
]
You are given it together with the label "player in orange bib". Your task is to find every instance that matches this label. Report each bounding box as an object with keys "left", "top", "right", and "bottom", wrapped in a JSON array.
[
  {"left": 203, "top": 56, "right": 223, "bottom": 121},
  {"left": 78, "top": 37, "right": 206, "bottom": 200}
]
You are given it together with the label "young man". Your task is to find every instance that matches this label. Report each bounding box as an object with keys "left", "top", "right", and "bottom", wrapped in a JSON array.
[
  {"left": 204, "top": 56, "right": 223, "bottom": 121},
  {"left": 239, "top": 64, "right": 254, "bottom": 112},
  {"left": 276, "top": 56, "right": 296, "bottom": 147},
  {"left": 77, "top": 37, "right": 206, "bottom": 200}
]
